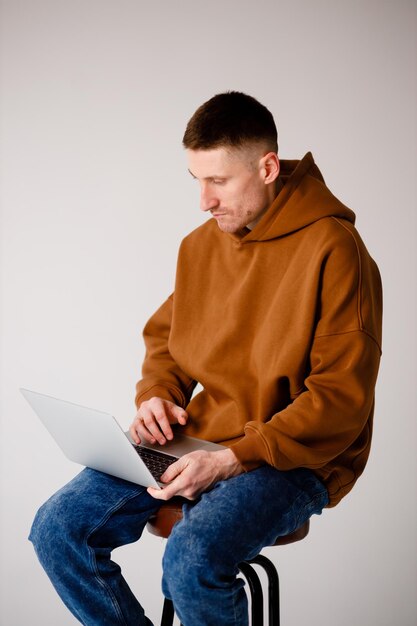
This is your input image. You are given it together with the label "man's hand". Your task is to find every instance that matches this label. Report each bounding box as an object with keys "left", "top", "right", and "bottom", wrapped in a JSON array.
[
  {"left": 129, "top": 397, "right": 188, "bottom": 446},
  {"left": 147, "top": 448, "right": 244, "bottom": 501}
]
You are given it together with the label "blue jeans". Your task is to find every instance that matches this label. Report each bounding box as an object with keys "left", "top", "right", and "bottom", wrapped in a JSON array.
[{"left": 29, "top": 465, "right": 328, "bottom": 626}]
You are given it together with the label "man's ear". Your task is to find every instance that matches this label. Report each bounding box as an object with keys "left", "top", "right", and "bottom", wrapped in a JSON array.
[{"left": 260, "top": 152, "right": 280, "bottom": 184}]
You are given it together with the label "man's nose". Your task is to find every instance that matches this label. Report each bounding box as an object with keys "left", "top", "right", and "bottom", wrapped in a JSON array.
[{"left": 200, "top": 185, "right": 219, "bottom": 212}]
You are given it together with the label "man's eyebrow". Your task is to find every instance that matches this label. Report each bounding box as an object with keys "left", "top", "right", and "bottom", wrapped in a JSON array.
[{"left": 187, "top": 169, "right": 227, "bottom": 181}]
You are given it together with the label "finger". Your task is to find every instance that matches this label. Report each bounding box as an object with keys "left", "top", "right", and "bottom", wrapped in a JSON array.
[
  {"left": 152, "top": 406, "right": 174, "bottom": 441},
  {"left": 129, "top": 422, "right": 141, "bottom": 445},
  {"left": 147, "top": 486, "right": 173, "bottom": 500},
  {"left": 133, "top": 413, "right": 158, "bottom": 445},
  {"left": 147, "top": 459, "right": 187, "bottom": 500},
  {"left": 148, "top": 470, "right": 184, "bottom": 500},
  {"left": 140, "top": 406, "right": 168, "bottom": 445},
  {"left": 160, "top": 458, "right": 184, "bottom": 484},
  {"left": 131, "top": 409, "right": 153, "bottom": 444},
  {"left": 169, "top": 404, "right": 188, "bottom": 426}
]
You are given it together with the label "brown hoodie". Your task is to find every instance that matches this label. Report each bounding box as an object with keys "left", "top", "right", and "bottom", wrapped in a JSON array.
[{"left": 135, "top": 152, "right": 383, "bottom": 507}]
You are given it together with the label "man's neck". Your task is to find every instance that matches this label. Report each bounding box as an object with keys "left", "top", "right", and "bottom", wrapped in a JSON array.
[{"left": 246, "top": 177, "right": 284, "bottom": 232}]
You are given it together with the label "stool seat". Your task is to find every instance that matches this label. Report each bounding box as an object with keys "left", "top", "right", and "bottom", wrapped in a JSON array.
[{"left": 146, "top": 497, "right": 310, "bottom": 546}]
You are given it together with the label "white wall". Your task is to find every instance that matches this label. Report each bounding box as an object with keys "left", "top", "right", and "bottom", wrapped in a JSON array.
[{"left": 1, "top": 1, "right": 416, "bottom": 624}]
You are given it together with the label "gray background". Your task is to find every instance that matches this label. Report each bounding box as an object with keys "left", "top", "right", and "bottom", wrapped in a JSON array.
[{"left": 1, "top": 1, "right": 416, "bottom": 624}]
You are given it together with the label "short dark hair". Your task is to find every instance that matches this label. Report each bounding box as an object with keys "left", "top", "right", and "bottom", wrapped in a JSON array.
[{"left": 182, "top": 91, "right": 278, "bottom": 152}]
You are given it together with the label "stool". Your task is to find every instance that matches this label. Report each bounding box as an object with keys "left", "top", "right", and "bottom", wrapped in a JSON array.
[{"left": 147, "top": 498, "right": 309, "bottom": 626}]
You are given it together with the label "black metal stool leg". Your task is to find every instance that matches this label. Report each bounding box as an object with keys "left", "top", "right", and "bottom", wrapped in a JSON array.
[
  {"left": 239, "top": 561, "right": 264, "bottom": 626},
  {"left": 161, "top": 559, "right": 277, "bottom": 626},
  {"left": 250, "top": 554, "right": 280, "bottom": 626},
  {"left": 160, "top": 597, "right": 175, "bottom": 626},
  {"left": 160, "top": 597, "right": 184, "bottom": 626}
]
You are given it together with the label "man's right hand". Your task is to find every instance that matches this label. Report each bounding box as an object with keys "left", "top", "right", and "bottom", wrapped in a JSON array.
[{"left": 129, "top": 397, "right": 188, "bottom": 446}]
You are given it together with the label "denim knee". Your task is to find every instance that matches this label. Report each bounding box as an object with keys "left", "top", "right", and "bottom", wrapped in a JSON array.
[
  {"left": 29, "top": 491, "right": 78, "bottom": 570},
  {"left": 31, "top": 486, "right": 101, "bottom": 594}
]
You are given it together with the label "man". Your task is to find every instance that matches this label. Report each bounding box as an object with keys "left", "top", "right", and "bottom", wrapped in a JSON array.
[{"left": 30, "top": 92, "right": 383, "bottom": 626}]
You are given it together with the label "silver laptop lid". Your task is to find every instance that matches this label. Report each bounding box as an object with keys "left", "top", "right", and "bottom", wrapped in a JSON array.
[{"left": 20, "top": 388, "right": 160, "bottom": 488}]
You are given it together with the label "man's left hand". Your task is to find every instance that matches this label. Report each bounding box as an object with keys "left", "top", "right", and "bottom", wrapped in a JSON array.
[{"left": 147, "top": 448, "right": 244, "bottom": 501}]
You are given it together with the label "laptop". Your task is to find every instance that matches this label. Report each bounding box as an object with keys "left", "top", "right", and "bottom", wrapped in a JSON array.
[{"left": 20, "top": 388, "right": 225, "bottom": 489}]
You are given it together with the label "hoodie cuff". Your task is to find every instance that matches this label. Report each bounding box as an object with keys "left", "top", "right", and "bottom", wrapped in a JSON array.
[{"left": 230, "top": 428, "right": 270, "bottom": 472}]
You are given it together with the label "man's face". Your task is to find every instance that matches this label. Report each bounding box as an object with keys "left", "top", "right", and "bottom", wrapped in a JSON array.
[{"left": 187, "top": 146, "right": 274, "bottom": 233}]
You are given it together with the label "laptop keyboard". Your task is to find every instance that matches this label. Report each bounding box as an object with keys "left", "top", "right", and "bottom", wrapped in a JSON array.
[{"left": 134, "top": 446, "right": 178, "bottom": 481}]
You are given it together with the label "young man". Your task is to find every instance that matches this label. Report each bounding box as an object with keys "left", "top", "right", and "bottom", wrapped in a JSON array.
[{"left": 30, "top": 92, "right": 383, "bottom": 626}]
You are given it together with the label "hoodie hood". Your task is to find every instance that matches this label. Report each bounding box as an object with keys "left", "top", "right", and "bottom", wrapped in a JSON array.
[{"left": 233, "top": 152, "right": 356, "bottom": 243}]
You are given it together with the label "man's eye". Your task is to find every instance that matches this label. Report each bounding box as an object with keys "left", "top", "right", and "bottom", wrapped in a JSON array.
[{"left": 212, "top": 179, "right": 225, "bottom": 185}]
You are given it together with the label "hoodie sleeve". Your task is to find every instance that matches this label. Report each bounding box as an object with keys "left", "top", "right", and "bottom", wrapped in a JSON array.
[
  {"left": 135, "top": 294, "right": 196, "bottom": 409},
  {"left": 231, "top": 220, "right": 383, "bottom": 474}
]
